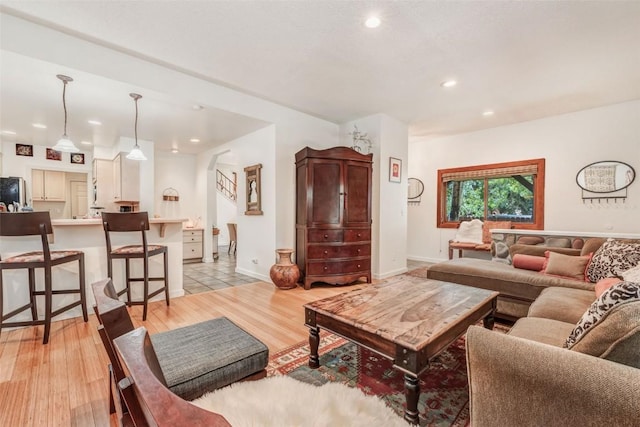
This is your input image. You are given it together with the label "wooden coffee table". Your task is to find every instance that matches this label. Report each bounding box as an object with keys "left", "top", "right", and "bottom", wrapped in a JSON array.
[{"left": 304, "top": 277, "right": 498, "bottom": 425}]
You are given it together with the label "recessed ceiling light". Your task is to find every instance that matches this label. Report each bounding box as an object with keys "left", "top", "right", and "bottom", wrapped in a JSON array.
[
  {"left": 482, "top": 110, "right": 495, "bottom": 117},
  {"left": 81, "top": 140, "right": 93, "bottom": 145},
  {"left": 441, "top": 80, "right": 457, "bottom": 88},
  {"left": 1, "top": 130, "right": 17, "bottom": 135},
  {"left": 32, "top": 123, "right": 47, "bottom": 129},
  {"left": 171, "top": 148, "right": 179, "bottom": 154},
  {"left": 365, "top": 16, "right": 381, "bottom": 28},
  {"left": 189, "top": 138, "right": 200, "bottom": 143},
  {"left": 88, "top": 120, "right": 102, "bottom": 125},
  {"left": 192, "top": 104, "right": 204, "bottom": 111}
]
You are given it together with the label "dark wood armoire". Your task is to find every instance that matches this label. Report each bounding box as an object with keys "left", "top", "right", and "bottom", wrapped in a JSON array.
[{"left": 295, "top": 146, "right": 373, "bottom": 290}]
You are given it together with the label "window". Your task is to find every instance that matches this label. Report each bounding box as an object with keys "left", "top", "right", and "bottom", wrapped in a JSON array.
[{"left": 437, "top": 159, "right": 545, "bottom": 229}]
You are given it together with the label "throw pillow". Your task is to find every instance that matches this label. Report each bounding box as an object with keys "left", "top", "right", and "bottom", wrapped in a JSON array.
[
  {"left": 564, "top": 281, "right": 640, "bottom": 349},
  {"left": 481, "top": 221, "right": 512, "bottom": 244},
  {"left": 586, "top": 239, "right": 640, "bottom": 282},
  {"left": 594, "top": 278, "right": 623, "bottom": 298},
  {"left": 453, "top": 219, "right": 484, "bottom": 244},
  {"left": 512, "top": 254, "right": 546, "bottom": 271},
  {"left": 542, "top": 251, "right": 592, "bottom": 281},
  {"left": 622, "top": 264, "right": 640, "bottom": 282}
]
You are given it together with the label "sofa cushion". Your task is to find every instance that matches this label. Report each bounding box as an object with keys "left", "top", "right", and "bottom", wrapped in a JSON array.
[
  {"left": 427, "top": 258, "right": 595, "bottom": 303},
  {"left": 565, "top": 282, "right": 640, "bottom": 368},
  {"left": 528, "top": 287, "right": 595, "bottom": 324},
  {"left": 586, "top": 239, "right": 640, "bottom": 282},
  {"left": 508, "top": 317, "right": 576, "bottom": 347},
  {"left": 542, "top": 251, "right": 591, "bottom": 281},
  {"left": 151, "top": 317, "right": 269, "bottom": 401},
  {"left": 508, "top": 244, "right": 581, "bottom": 259},
  {"left": 580, "top": 237, "right": 607, "bottom": 257},
  {"left": 544, "top": 237, "right": 572, "bottom": 248}
]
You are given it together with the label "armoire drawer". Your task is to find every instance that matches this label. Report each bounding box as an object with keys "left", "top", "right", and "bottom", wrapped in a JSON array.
[
  {"left": 307, "top": 244, "right": 370, "bottom": 260},
  {"left": 307, "top": 258, "right": 371, "bottom": 276},
  {"left": 344, "top": 229, "right": 370, "bottom": 242},
  {"left": 308, "top": 229, "right": 343, "bottom": 243}
]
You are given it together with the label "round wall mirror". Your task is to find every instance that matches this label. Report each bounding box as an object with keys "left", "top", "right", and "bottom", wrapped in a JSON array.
[
  {"left": 576, "top": 161, "right": 635, "bottom": 193},
  {"left": 408, "top": 178, "right": 425, "bottom": 200}
]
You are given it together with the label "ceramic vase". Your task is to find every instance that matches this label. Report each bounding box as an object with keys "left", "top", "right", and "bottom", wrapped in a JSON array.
[{"left": 270, "top": 249, "right": 300, "bottom": 290}]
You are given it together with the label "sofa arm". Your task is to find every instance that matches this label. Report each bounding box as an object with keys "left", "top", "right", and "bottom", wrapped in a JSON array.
[{"left": 466, "top": 326, "right": 640, "bottom": 427}]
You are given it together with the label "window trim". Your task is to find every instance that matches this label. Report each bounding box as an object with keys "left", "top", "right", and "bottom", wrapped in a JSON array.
[{"left": 437, "top": 158, "right": 545, "bottom": 230}]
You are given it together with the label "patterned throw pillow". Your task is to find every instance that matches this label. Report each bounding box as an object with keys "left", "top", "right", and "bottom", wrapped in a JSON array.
[
  {"left": 585, "top": 240, "right": 640, "bottom": 282},
  {"left": 564, "top": 281, "right": 640, "bottom": 349}
]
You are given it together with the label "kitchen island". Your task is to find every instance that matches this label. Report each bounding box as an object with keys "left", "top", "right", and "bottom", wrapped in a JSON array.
[{"left": 0, "top": 217, "right": 186, "bottom": 326}]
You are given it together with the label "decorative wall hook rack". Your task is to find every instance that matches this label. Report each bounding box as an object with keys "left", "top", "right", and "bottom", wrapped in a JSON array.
[{"left": 576, "top": 160, "right": 635, "bottom": 204}]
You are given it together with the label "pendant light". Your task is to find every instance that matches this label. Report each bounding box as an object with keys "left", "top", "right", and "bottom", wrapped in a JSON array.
[
  {"left": 126, "top": 93, "right": 147, "bottom": 161},
  {"left": 52, "top": 74, "right": 80, "bottom": 153}
]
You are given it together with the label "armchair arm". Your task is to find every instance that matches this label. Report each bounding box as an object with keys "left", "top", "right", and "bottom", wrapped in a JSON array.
[{"left": 466, "top": 326, "right": 640, "bottom": 427}]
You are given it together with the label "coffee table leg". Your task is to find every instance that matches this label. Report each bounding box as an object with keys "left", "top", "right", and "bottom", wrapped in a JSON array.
[
  {"left": 308, "top": 326, "right": 320, "bottom": 368},
  {"left": 403, "top": 374, "right": 420, "bottom": 425},
  {"left": 483, "top": 299, "right": 497, "bottom": 330}
]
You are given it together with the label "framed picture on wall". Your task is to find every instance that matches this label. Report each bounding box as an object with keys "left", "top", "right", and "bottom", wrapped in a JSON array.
[
  {"left": 244, "top": 163, "right": 263, "bottom": 215},
  {"left": 46, "top": 148, "right": 62, "bottom": 161},
  {"left": 389, "top": 157, "right": 402, "bottom": 183},
  {"left": 70, "top": 153, "right": 85, "bottom": 164},
  {"left": 16, "top": 143, "right": 33, "bottom": 156}
]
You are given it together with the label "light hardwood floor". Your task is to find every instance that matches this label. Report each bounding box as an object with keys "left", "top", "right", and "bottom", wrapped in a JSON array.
[{"left": 0, "top": 280, "right": 369, "bottom": 426}]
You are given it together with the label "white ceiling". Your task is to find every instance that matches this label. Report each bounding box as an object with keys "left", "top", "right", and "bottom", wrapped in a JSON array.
[{"left": 1, "top": 1, "right": 639, "bottom": 153}]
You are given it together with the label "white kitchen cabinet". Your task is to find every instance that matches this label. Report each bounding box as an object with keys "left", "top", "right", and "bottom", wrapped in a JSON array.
[
  {"left": 92, "top": 158, "right": 113, "bottom": 208},
  {"left": 183, "top": 229, "right": 203, "bottom": 262},
  {"left": 32, "top": 169, "right": 66, "bottom": 202},
  {"left": 113, "top": 152, "right": 140, "bottom": 203}
]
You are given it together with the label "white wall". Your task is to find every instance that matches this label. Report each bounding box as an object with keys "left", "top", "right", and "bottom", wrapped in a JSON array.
[
  {"left": 198, "top": 126, "right": 276, "bottom": 281},
  {"left": 407, "top": 100, "right": 640, "bottom": 262},
  {"left": 339, "top": 114, "right": 409, "bottom": 279},
  {"left": 154, "top": 151, "right": 198, "bottom": 221}
]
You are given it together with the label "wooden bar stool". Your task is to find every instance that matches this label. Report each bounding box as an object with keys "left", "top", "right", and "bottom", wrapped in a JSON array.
[
  {"left": 102, "top": 212, "right": 169, "bottom": 321},
  {"left": 0, "top": 212, "right": 88, "bottom": 344}
]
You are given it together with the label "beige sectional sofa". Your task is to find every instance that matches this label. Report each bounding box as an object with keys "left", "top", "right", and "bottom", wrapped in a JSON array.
[
  {"left": 466, "top": 282, "right": 640, "bottom": 426},
  {"left": 430, "top": 233, "right": 640, "bottom": 425},
  {"left": 427, "top": 236, "right": 621, "bottom": 320}
]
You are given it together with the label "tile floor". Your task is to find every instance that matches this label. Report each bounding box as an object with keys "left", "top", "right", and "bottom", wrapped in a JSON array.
[
  {"left": 182, "top": 246, "right": 258, "bottom": 294},
  {"left": 183, "top": 248, "right": 432, "bottom": 295}
]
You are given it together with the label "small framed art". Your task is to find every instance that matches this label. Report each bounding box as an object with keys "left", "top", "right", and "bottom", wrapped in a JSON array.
[
  {"left": 46, "top": 148, "right": 62, "bottom": 161},
  {"left": 389, "top": 157, "right": 402, "bottom": 183},
  {"left": 16, "top": 143, "right": 33, "bottom": 156},
  {"left": 244, "top": 163, "right": 263, "bottom": 215},
  {"left": 71, "top": 153, "right": 85, "bottom": 164}
]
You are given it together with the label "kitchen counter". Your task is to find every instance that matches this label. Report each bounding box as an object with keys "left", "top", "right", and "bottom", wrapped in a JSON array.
[{"left": 0, "top": 217, "right": 187, "bottom": 327}]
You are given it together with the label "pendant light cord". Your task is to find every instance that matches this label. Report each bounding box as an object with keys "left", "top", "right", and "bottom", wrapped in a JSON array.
[
  {"left": 62, "top": 80, "right": 68, "bottom": 137},
  {"left": 134, "top": 96, "right": 138, "bottom": 146}
]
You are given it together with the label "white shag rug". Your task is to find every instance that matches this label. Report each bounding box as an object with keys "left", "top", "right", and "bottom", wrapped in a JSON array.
[{"left": 191, "top": 375, "right": 408, "bottom": 427}]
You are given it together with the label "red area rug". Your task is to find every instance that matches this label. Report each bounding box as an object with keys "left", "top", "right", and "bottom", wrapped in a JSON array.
[{"left": 268, "top": 332, "right": 471, "bottom": 426}]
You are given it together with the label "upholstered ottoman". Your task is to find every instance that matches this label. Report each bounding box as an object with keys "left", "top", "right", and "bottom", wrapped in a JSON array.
[{"left": 151, "top": 317, "right": 269, "bottom": 400}]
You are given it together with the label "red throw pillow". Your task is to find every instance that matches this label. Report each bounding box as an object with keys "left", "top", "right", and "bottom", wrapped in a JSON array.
[
  {"left": 512, "top": 254, "right": 546, "bottom": 271},
  {"left": 594, "top": 277, "right": 623, "bottom": 298},
  {"left": 542, "top": 251, "right": 593, "bottom": 281}
]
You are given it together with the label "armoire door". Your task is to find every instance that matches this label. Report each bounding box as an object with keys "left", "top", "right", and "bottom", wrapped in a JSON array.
[
  {"left": 309, "top": 159, "right": 343, "bottom": 226},
  {"left": 343, "top": 161, "right": 371, "bottom": 227}
]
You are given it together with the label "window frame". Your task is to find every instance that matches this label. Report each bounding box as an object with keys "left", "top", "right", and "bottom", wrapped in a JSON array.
[{"left": 437, "top": 158, "right": 545, "bottom": 230}]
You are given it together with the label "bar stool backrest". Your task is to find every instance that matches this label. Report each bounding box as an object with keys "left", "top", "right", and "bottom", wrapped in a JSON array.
[
  {"left": 102, "top": 212, "right": 150, "bottom": 232},
  {"left": 0, "top": 211, "right": 53, "bottom": 236}
]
